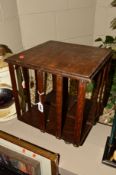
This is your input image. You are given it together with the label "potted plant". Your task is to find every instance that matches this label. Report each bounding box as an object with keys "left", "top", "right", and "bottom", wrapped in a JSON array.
[{"left": 95, "top": 0, "right": 116, "bottom": 125}]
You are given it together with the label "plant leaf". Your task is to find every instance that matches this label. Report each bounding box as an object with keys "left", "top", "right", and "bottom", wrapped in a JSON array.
[
  {"left": 111, "top": 0, "right": 116, "bottom": 7},
  {"left": 95, "top": 37, "right": 103, "bottom": 42},
  {"left": 110, "top": 18, "right": 116, "bottom": 29},
  {"left": 99, "top": 44, "right": 103, "bottom": 48},
  {"left": 105, "top": 35, "right": 114, "bottom": 43}
]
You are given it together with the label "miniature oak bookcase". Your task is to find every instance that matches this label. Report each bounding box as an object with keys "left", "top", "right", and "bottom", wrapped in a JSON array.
[{"left": 5, "top": 41, "right": 112, "bottom": 146}]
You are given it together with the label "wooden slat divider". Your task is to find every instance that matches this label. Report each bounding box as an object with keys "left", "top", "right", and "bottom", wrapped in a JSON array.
[
  {"left": 8, "top": 64, "right": 21, "bottom": 117},
  {"left": 37, "top": 70, "right": 46, "bottom": 131},
  {"left": 56, "top": 75, "right": 63, "bottom": 138}
]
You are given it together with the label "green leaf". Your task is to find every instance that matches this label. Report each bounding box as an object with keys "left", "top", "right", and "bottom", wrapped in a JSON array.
[
  {"left": 105, "top": 35, "right": 114, "bottom": 43},
  {"left": 110, "top": 18, "right": 116, "bottom": 30},
  {"left": 95, "top": 37, "right": 103, "bottom": 42},
  {"left": 111, "top": 0, "right": 116, "bottom": 7},
  {"left": 99, "top": 44, "right": 103, "bottom": 48},
  {"left": 86, "top": 83, "right": 93, "bottom": 92},
  {"left": 106, "top": 102, "right": 114, "bottom": 109}
]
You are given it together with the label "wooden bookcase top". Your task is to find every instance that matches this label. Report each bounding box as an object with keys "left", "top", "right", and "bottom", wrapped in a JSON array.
[{"left": 5, "top": 40, "right": 112, "bottom": 81}]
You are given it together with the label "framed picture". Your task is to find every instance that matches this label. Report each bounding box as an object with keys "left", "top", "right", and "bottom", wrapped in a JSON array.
[
  {"left": 102, "top": 137, "right": 116, "bottom": 168},
  {"left": 0, "top": 131, "right": 59, "bottom": 175}
]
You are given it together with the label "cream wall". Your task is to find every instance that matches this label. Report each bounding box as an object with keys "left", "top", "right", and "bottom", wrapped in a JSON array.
[
  {"left": 0, "top": 0, "right": 23, "bottom": 53},
  {"left": 16, "top": 0, "right": 96, "bottom": 49},
  {"left": 93, "top": 0, "right": 116, "bottom": 45},
  {"left": 0, "top": 1, "right": 115, "bottom": 52}
]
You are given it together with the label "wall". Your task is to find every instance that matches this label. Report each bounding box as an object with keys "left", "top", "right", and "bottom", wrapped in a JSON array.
[
  {"left": 16, "top": 0, "right": 96, "bottom": 49},
  {"left": 93, "top": 0, "right": 116, "bottom": 45},
  {"left": 0, "top": 1, "right": 115, "bottom": 52},
  {"left": 0, "top": 0, "right": 23, "bottom": 53}
]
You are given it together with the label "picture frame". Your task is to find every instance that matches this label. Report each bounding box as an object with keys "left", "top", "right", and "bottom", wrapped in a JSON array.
[
  {"left": 0, "top": 131, "right": 59, "bottom": 175},
  {"left": 102, "top": 137, "right": 116, "bottom": 168}
]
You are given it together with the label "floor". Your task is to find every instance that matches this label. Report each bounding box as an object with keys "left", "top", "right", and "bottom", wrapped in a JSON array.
[{"left": 0, "top": 117, "right": 116, "bottom": 175}]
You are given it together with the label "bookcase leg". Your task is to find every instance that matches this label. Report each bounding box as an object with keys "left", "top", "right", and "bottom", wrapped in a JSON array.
[{"left": 73, "top": 80, "right": 86, "bottom": 146}]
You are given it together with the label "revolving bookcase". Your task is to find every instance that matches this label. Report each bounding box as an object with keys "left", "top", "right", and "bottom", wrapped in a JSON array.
[{"left": 5, "top": 41, "right": 112, "bottom": 146}]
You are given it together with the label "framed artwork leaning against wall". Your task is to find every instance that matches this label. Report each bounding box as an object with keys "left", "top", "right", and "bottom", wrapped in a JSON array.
[{"left": 0, "top": 131, "right": 59, "bottom": 175}]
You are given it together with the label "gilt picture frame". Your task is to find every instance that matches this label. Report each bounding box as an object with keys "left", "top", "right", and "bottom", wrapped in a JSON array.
[{"left": 0, "top": 131, "right": 59, "bottom": 175}]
